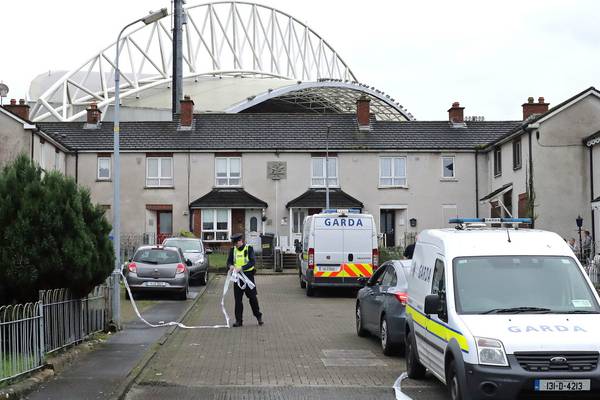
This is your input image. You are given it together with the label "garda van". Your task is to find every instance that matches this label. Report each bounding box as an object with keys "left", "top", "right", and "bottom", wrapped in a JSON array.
[
  {"left": 405, "top": 218, "right": 600, "bottom": 400},
  {"left": 299, "top": 209, "right": 378, "bottom": 296}
]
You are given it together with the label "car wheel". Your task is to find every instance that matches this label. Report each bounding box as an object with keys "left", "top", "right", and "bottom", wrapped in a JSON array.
[
  {"left": 178, "top": 286, "right": 188, "bottom": 301},
  {"left": 198, "top": 269, "right": 208, "bottom": 286},
  {"left": 380, "top": 317, "right": 397, "bottom": 356},
  {"left": 406, "top": 330, "right": 426, "bottom": 379},
  {"left": 447, "top": 360, "right": 463, "bottom": 400},
  {"left": 299, "top": 271, "right": 306, "bottom": 288},
  {"left": 306, "top": 281, "right": 315, "bottom": 297},
  {"left": 356, "top": 303, "right": 368, "bottom": 337}
]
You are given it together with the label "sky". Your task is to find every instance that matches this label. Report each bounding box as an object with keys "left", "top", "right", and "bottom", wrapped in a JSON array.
[{"left": 1, "top": 0, "right": 599, "bottom": 120}]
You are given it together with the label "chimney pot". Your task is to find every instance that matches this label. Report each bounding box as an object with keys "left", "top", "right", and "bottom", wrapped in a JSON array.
[
  {"left": 356, "top": 95, "right": 371, "bottom": 131},
  {"left": 180, "top": 95, "right": 195, "bottom": 128},
  {"left": 10, "top": 99, "right": 16, "bottom": 105},
  {"left": 4, "top": 98, "right": 30, "bottom": 120},
  {"left": 522, "top": 96, "right": 549, "bottom": 120},
  {"left": 85, "top": 102, "right": 102, "bottom": 125},
  {"left": 448, "top": 101, "right": 465, "bottom": 124}
]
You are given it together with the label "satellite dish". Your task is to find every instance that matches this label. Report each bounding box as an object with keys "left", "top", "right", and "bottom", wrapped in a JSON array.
[{"left": 0, "top": 83, "right": 8, "bottom": 98}]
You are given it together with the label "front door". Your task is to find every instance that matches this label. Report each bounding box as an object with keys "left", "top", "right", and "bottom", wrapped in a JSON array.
[
  {"left": 156, "top": 211, "right": 173, "bottom": 244},
  {"left": 380, "top": 210, "right": 395, "bottom": 247},
  {"left": 245, "top": 209, "right": 262, "bottom": 250}
]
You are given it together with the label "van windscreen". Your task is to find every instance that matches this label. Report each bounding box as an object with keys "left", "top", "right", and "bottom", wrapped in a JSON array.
[{"left": 453, "top": 256, "right": 600, "bottom": 314}]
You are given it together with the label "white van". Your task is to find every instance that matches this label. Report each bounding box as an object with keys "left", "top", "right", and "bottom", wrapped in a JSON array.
[
  {"left": 405, "top": 218, "right": 600, "bottom": 400},
  {"left": 299, "top": 210, "right": 378, "bottom": 296}
]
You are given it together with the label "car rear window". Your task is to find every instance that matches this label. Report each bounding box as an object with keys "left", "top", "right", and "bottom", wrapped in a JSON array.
[{"left": 134, "top": 249, "right": 180, "bottom": 265}]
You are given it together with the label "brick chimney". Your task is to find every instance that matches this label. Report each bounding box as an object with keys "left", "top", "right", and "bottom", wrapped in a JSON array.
[
  {"left": 522, "top": 96, "right": 549, "bottom": 120},
  {"left": 4, "top": 98, "right": 30, "bottom": 120},
  {"left": 86, "top": 102, "right": 101, "bottom": 124},
  {"left": 448, "top": 101, "right": 464, "bottom": 124},
  {"left": 180, "top": 95, "right": 194, "bottom": 128},
  {"left": 356, "top": 95, "right": 371, "bottom": 131}
]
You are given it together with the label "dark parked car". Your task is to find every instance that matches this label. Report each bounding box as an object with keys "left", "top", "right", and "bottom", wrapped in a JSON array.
[
  {"left": 162, "top": 237, "right": 212, "bottom": 285},
  {"left": 355, "top": 260, "right": 410, "bottom": 355},
  {"left": 125, "top": 245, "right": 191, "bottom": 300}
]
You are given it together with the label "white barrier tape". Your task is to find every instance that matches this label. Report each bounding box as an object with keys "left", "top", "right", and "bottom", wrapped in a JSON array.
[
  {"left": 120, "top": 268, "right": 254, "bottom": 329},
  {"left": 393, "top": 373, "right": 414, "bottom": 400}
]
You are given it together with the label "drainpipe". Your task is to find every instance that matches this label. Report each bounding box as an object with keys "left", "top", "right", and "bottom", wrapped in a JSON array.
[
  {"left": 31, "top": 131, "right": 34, "bottom": 160},
  {"left": 590, "top": 146, "right": 595, "bottom": 248},
  {"left": 474, "top": 150, "right": 479, "bottom": 218},
  {"left": 527, "top": 129, "right": 535, "bottom": 229},
  {"left": 75, "top": 151, "right": 79, "bottom": 183}
]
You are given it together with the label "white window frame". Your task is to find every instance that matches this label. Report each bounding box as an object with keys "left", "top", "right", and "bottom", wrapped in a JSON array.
[
  {"left": 292, "top": 209, "right": 307, "bottom": 234},
  {"left": 379, "top": 156, "right": 407, "bottom": 187},
  {"left": 201, "top": 208, "right": 231, "bottom": 242},
  {"left": 146, "top": 157, "right": 174, "bottom": 187},
  {"left": 441, "top": 155, "right": 456, "bottom": 179},
  {"left": 494, "top": 147, "right": 502, "bottom": 177},
  {"left": 97, "top": 157, "right": 111, "bottom": 180},
  {"left": 442, "top": 204, "right": 458, "bottom": 227},
  {"left": 215, "top": 157, "right": 242, "bottom": 187},
  {"left": 311, "top": 157, "right": 339, "bottom": 187}
]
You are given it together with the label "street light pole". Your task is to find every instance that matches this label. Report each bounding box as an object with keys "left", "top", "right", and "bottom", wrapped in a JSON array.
[
  {"left": 325, "top": 124, "right": 331, "bottom": 210},
  {"left": 112, "top": 8, "right": 168, "bottom": 329}
]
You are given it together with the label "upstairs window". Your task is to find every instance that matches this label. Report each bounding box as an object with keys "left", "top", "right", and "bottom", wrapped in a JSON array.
[
  {"left": 513, "top": 139, "right": 522, "bottom": 170},
  {"left": 146, "top": 157, "right": 173, "bottom": 187},
  {"left": 215, "top": 157, "right": 241, "bottom": 186},
  {"left": 494, "top": 147, "right": 502, "bottom": 176},
  {"left": 442, "top": 156, "right": 455, "bottom": 179},
  {"left": 97, "top": 157, "right": 111, "bottom": 180},
  {"left": 311, "top": 157, "right": 338, "bottom": 187},
  {"left": 379, "top": 157, "right": 407, "bottom": 187}
]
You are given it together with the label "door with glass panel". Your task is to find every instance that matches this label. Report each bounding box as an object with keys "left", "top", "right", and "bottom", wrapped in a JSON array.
[{"left": 156, "top": 211, "right": 173, "bottom": 244}]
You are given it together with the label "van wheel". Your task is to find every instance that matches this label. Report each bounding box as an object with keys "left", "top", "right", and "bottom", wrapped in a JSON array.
[
  {"left": 380, "top": 317, "right": 397, "bottom": 356},
  {"left": 299, "top": 271, "right": 306, "bottom": 289},
  {"left": 306, "top": 281, "right": 315, "bottom": 297},
  {"left": 406, "top": 330, "right": 426, "bottom": 379},
  {"left": 356, "top": 303, "right": 368, "bottom": 337},
  {"left": 447, "top": 360, "right": 463, "bottom": 400}
]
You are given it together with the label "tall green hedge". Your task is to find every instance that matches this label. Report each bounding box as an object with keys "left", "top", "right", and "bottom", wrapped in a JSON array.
[{"left": 0, "top": 155, "right": 114, "bottom": 304}]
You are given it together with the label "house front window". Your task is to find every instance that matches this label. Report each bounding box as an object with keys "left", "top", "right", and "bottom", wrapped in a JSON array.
[
  {"left": 494, "top": 147, "right": 502, "bottom": 176},
  {"left": 146, "top": 157, "right": 173, "bottom": 187},
  {"left": 215, "top": 157, "right": 241, "bottom": 186},
  {"left": 379, "top": 157, "right": 407, "bottom": 187},
  {"left": 98, "top": 157, "right": 111, "bottom": 180},
  {"left": 311, "top": 157, "right": 338, "bottom": 187},
  {"left": 201, "top": 209, "right": 230, "bottom": 241},
  {"left": 292, "top": 209, "right": 306, "bottom": 234},
  {"left": 513, "top": 139, "right": 522, "bottom": 170},
  {"left": 442, "top": 156, "right": 455, "bottom": 179}
]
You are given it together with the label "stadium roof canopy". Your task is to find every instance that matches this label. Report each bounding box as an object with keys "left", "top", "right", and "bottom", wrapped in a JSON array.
[{"left": 29, "top": 1, "right": 413, "bottom": 122}]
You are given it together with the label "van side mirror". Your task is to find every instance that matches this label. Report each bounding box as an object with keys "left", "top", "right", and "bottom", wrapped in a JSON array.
[
  {"left": 186, "top": 259, "right": 193, "bottom": 267},
  {"left": 424, "top": 294, "right": 442, "bottom": 315},
  {"left": 205, "top": 248, "right": 213, "bottom": 255}
]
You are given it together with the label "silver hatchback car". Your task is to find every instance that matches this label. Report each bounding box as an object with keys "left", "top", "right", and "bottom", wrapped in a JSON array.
[
  {"left": 125, "top": 245, "right": 190, "bottom": 300},
  {"left": 162, "top": 237, "right": 212, "bottom": 285}
]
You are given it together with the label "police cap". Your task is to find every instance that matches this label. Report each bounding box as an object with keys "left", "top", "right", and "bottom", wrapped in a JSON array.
[{"left": 231, "top": 233, "right": 244, "bottom": 243}]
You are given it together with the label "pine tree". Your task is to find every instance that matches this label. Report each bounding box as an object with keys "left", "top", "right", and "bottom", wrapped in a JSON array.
[{"left": 0, "top": 155, "right": 114, "bottom": 304}]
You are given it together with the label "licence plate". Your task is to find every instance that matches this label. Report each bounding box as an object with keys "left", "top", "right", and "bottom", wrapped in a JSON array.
[
  {"left": 318, "top": 266, "right": 340, "bottom": 272},
  {"left": 534, "top": 379, "right": 590, "bottom": 391},
  {"left": 146, "top": 281, "right": 167, "bottom": 287}
]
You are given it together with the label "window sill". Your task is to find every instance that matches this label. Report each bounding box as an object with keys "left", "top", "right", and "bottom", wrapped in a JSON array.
[
  {"left": 96, "top": 179, "right": 112, "bottom": 182},
  {"left": 144, "top": 186, "right": 175, "bottom": 190},
  {"left": 513, "top": 165, "right": 522, "bottom": 171},
  {"left": 440, "top": 178, "right": 458, "bottom": 182},
  {"left": 494, "top": 173, "right": 502, "bottom": 178},
  {"left": 378, "top": 185, "right": 409, "bottom": 190}
]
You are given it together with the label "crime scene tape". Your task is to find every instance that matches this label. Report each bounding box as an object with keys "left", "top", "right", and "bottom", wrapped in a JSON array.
[
  {"left": 120, "top": 268, "right": 255, "bottom": 329},
  {"left": 393, "top": 373, "right": 413, "bottom": 400}
]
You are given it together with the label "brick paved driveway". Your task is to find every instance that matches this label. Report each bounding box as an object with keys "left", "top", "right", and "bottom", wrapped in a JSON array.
[{"left": 124, "top": 274, "right": 439, "bottom": 399}]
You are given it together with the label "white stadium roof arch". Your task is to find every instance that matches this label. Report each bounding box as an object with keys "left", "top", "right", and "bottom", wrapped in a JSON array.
[{"left": 30, "top": 1, "right": 413, "bottom": 122}]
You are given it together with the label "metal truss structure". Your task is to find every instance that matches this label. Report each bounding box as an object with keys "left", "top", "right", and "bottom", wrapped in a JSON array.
[{"left": 31, "top": 1, "right": 411, "bottom": 122}]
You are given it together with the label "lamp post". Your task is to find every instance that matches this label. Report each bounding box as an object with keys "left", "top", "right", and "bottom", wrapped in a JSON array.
[
  {"left": 325, "top": 124, "right": 331, "bottom": 210},
  {"left": 576, "top": 215, "right": 584, "bottom": 261},
  {"left": 112, "top": 8, "right": 168, "bottom": 329}
]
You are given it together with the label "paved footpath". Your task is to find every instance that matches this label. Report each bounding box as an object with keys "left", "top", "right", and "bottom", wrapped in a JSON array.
[{"left": 124, "top": 274, "right": 449, "bottom": 400}]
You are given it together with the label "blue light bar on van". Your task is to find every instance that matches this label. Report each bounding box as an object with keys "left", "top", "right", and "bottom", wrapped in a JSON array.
[
  {"left": 321, "top": 208, "right": 361, "bottom": 214},
  {"left": 449, "top": 218, "right": 532, "bottom": 224}
]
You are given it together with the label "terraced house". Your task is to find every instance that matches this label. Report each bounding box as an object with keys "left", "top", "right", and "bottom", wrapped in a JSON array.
[{"left": 3, "top": 88, "right": 600, "bottom": 253}]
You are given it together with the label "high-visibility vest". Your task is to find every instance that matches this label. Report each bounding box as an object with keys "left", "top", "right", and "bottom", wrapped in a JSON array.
[{"left": 233, "top": 245, "right": 254, "bottom": 272}]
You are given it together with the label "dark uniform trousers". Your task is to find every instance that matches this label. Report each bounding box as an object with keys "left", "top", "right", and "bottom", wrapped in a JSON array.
[{"left": 233, "top": 271, "right": 262, "bottom": 323}]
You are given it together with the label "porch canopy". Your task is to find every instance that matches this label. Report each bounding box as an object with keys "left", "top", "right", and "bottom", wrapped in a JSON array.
[
  {"left": 286, "top": 188, "right": 363, "bottom": 209},
  {"left": 190, "top": 188, "right": 267, "bottom": 209}
]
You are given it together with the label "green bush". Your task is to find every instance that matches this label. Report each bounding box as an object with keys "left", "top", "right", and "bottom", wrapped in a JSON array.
[
  {"left": 178, "top": 230, "right": 196, "bottom": 238},
  {"left": 379, "top": 247, "right": 405, "bottom": 264},
  {"left": 0, "top": 155, "right": 114, "bottom": 304}
]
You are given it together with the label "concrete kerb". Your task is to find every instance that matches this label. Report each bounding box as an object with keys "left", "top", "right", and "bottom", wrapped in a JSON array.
[{"left": 114, "top": 280, "right": 209, "bottom": 400}]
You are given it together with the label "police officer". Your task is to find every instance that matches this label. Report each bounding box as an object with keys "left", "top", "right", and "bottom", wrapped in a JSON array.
[{"left": 228, "top": 233, "right": 263, "bottom": 327}]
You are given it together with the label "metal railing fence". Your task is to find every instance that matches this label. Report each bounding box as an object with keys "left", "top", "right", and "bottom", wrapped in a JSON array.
[{"left": 0, "top": 282, "right": 111, "bottom": 383}]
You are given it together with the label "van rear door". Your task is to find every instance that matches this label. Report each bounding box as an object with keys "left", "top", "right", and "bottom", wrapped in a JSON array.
[
  {"left": 343, "top": 215, "right": 374, "bottom": 277},
  {"left": 314, "top": 215, "right": 345, "bottom": 274}
]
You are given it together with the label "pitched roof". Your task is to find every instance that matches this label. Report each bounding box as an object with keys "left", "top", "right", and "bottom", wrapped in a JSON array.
[
  {"left": 189, "top": 188, "right": 267, "bottom": 208},
  {"left": 38, "top": 114, "right": 520, "bottom": 152},
  {"left": 286, "top": 188, "right": 363, "bottom": 209}
]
